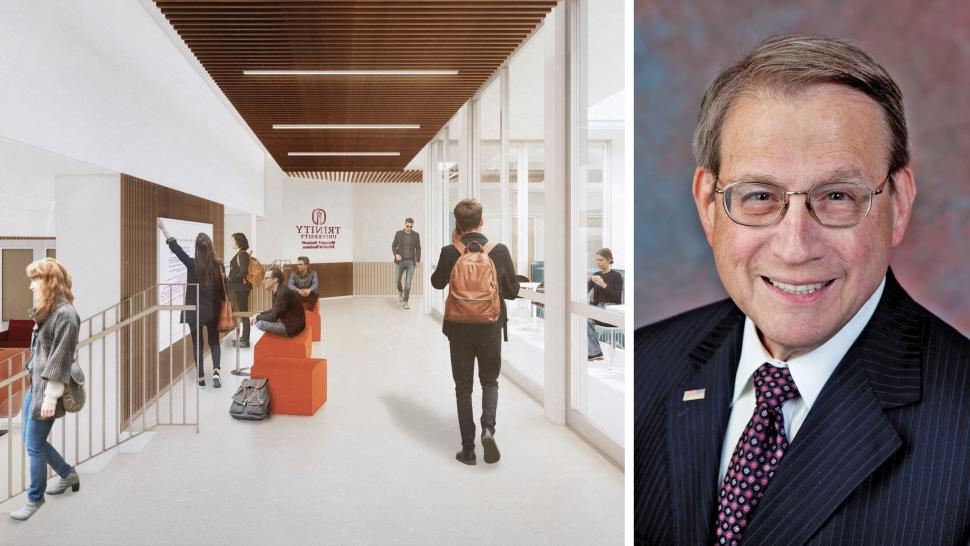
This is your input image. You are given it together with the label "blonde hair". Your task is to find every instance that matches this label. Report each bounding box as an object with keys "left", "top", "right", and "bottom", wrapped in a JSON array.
[{"left": 26, "top": 258, "right": 74, "bottom": 323}]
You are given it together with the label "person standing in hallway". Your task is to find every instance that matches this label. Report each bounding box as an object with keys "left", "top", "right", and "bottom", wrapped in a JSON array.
[
  {"left": 227, "top": 232, "right": 252, "bottom": 348},
  {"left": 11, "top": 258, "right": 82, "bottom": 521},
  {"left": 391, "top": 217, "right": 421, "bottom": 309},
  {"left": 288, "top": 256, "right": 319, "bottom": 311},
  {"left": 157, "top": 219, "right": 226, "bottom": 389},
  {"left": 586, "top": 248, "right": 623, "bottom": 361},
  {"left": 431, "top": 199, "right": 519, "bottom": 466},
  {"left": 254, "top": 266, "right": 306, "bottom": 337}
]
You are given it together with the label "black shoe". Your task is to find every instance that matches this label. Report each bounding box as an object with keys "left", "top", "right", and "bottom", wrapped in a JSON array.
[
  {"left": 212, "top": 372, "right": 221, "bottom": 389},
  {"left": 588, "top": 352, "right": 604, "bottom": 361},
  {"left": 481, "top": 429, "right": 500, "bottom": 464},
  {"left": 239, "top": 340, "right": 250, "bottom": 348},
  {"left": 198, "top": 378, "right": 206, "bottom": 388},
  {"left": 455, "top": 448, "right": 477, "bottom": 466}
]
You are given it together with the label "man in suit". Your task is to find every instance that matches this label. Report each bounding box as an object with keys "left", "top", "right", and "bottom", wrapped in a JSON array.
[{"left": 634, "top": 35, "right": 970, "bottom": 545}]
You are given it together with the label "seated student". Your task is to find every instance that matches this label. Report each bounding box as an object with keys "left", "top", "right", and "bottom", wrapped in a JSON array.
[
  {"left": 252, "top": 266, "right": 306, "bottom": 337},
  {"left": 586, "top": 247, "right": 623, "bottom": 361},
  {"left": 288, "top": 256, "right": 319, "bottom": 311}
]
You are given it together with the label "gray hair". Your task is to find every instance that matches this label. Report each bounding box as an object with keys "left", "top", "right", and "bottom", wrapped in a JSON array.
[{"left": 693, "top": 34, "right": 909, "bottom": 181}]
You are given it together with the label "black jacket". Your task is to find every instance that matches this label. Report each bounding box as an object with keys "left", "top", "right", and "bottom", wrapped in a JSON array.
[
  {"left": 227, "top": 249, "right": 251, "bottom": 292},
  {"left": 166, "top": 238, "right": 226, "bottom": 326},
  {"left": 430, "top": 232, "right": 519, "bottom": 341},
  {"left": 256, "top": 284, "right": 306, "bottom": 337},
  {"left": 633, "top": 269, "right": 970, "bottom": 545},
  {"left": 589, "top": 269, "right": 623, "bottom": 305},
  {"left": 392, "top": 229, "right": 422, "bottom": 262}
]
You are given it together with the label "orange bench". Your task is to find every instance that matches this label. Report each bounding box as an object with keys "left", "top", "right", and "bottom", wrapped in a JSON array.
[
  {"left": 253, "top": 311, "right": 313, "bottom": 362},
  {"left": 250, "top": 357, "right": 327, "bottom": 416},
  {"left": 301, "top": 302, "right": 321, "bottom": 342}
]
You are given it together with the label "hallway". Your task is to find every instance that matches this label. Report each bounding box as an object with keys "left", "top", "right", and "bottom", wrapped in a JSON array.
[{"left": 0, "top": 297, "right": 623, "bottom": 545}]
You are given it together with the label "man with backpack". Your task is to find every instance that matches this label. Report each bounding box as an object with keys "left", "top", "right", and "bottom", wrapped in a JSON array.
[{"left": 431, "top": 198, "right": 520, "bottom": 466}]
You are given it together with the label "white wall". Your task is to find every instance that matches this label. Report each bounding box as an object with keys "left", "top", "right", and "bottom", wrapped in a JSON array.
[
  {"left": 354, "top": 183, "right": 424, "bottom": 262},
  {"left": 280, "top": 179, "right": 354, "bottom": 263},
  {"left": 54, "top": 174, "right": 122, "bottom": 320},
  {"left": 0, "top": 0, "right": 266, "bottom": 216},
  {"left": 252, "top": 155, "right": 285, "bottom": 261},
  {"left": 0, "top": 137, "right": 113, "bottom": 236}
]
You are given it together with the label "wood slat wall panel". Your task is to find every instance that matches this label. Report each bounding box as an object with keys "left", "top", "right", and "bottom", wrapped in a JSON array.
[
  {"left": 119, "top": 174, "right": 224, "bottom": 427},
  {"left": 353, "top": 261, "right": 424, "bottom": 296}
]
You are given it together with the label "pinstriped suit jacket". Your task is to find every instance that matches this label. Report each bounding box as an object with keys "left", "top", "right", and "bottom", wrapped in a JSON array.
[{"left": 634, "top": 270, "right": 970, "bottom": 545}]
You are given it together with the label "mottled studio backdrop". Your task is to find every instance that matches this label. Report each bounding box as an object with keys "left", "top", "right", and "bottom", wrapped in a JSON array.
[{"left": 634, "top": 0, "right": 970, "bottom": 335}]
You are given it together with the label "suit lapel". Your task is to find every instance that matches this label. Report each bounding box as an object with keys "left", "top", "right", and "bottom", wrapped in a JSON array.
[
  {"left": 742, "top": 271, "right": 923, "bottom": 545},
  {"left": 667, "top": 307, "right": 744, "bottom": 546}
]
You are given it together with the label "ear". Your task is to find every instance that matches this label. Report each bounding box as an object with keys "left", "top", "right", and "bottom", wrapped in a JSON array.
[
  {"left": 478, "top": 218, "right": 485, "bottom": 228},
  {"left": 888, "top": 166, "right": 916, "bottom": 247},
  {"left": 691, "top": 167, "right": 718, "bottom": 247}
]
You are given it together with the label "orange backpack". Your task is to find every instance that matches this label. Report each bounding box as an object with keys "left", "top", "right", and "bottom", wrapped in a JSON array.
[{"left": 444, "top": 240, "right": 501, "bottom": 324}]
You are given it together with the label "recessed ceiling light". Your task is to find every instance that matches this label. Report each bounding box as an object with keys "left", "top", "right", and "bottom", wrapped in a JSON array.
[
  {"left": 273, "top": 124, "right": 421, "bottom": 130},
  {"left": 288, "top": 152, "right": 401, "bottom": 157},
  {"left": 244, "top": 69, "right": 458, "bottom": 76}
]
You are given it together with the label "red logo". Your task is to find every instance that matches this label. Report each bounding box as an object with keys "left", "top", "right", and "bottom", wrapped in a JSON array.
[{"left": 312, "top": 208, "right": 327, "bottom": 225}]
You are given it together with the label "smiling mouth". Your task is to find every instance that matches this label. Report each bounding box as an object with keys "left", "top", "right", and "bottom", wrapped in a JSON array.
[{"left": 763, "top": 277, "right": 834, "bottom": 295}]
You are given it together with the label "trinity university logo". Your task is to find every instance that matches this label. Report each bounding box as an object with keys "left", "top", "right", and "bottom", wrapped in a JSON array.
[
  {"left": 312, "top": 208, "right": 327, "bottom": 225},
  {"left": 296, "top": 207, "right": 341, "bottom": 250}
]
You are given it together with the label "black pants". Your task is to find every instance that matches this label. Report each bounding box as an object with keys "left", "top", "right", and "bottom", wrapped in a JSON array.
[
  {"left": 449, "top": 334, "right": 502, "bottom": 449},
  {"left": 232, "top": 288, "right": 251, "bottom": 342},
  {"left": 299, "top": 290, "right": 319, "bottom": 311},
  {"left": 189, "top": 319, "right": 220, "bottom": 377}
]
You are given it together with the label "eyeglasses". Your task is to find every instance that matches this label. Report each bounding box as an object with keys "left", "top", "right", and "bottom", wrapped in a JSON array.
[{"left": 713, "top": 174, "right": 891, "bottom": 227}]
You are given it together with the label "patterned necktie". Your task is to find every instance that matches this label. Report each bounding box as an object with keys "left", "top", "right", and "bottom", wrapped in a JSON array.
[{"left": 714, "top": 363, "right": 800, "bottom": 545}]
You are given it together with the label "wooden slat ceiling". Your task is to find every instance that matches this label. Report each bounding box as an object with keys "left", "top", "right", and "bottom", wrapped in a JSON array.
[
  {"left": 290, "top": 170, "right": 423, "bottom": 183},
  {"left": 154, "top": 1, "right": 556, "bottom": 177}
]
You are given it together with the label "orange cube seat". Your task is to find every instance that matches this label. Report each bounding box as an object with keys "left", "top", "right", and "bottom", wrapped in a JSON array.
[
  {"left": 250, "top": 357, "right": 327, "bottom": 416},
  {"left": 304, "top": 305, "right": 321, "bottom": 342},
  {"left": 254, "top": 318, "right": 312, "bottom": 362}
]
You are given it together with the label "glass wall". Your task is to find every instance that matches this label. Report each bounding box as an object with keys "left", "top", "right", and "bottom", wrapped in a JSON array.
[
  {"left": 568, "top": 0, "right": 626, "bottom": 449},
  {"left": 421, "top": 0, "right": 626, "bottom": 464}
]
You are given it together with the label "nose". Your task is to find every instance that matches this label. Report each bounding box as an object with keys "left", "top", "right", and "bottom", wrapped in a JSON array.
[{"left": 769, "top": 194, "right": 827, "bottom": 265}]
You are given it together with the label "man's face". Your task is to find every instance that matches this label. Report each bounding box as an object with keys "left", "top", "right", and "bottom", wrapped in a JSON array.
[
  {"left": 263, "top": 274, "right": 275, "bottom": 290},
  {"left": 693, "top": 84, "right": 915, "bottom": 360},
  {"left": 297, "top": 260, "right": 308, "bottom": 274},
  {"left": 404, "top": 222, "right": 413, "bottom": 233}
]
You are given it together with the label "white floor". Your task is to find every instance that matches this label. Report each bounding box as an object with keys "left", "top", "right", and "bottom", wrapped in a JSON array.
[{"left": 0, "top": 297, "right": 623, "bottom": 545}]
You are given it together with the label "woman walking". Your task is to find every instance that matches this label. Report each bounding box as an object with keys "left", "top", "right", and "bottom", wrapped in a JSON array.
[
  {"left": 157, "top": 219, "right": 226, "bottom": 388},
  {"left": 226, "top": 232, "right": 252, "bottom": 348},
  {"left": 11, "top": 258, "right": 82, "bottom": 521}
]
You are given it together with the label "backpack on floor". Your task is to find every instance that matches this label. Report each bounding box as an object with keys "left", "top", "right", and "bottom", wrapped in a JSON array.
[
  {"left": 444, "top": 240, "right": 501, "bottom": 324},
  {"left": 229, "top": 378, "right": 271, "bottom": 421}
]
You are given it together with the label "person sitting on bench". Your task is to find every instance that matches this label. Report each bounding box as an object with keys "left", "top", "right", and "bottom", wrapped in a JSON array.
[
  {"left": 288, "top": 256, "right": 319, "bottom": 311},
  {"left": 252, "top": 266, "right": 306, "bottom": 337}
]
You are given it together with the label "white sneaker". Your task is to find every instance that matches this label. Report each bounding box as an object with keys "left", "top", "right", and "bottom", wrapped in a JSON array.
[{"left": 403, "top": 302, "right": 410, "bottom": 310}]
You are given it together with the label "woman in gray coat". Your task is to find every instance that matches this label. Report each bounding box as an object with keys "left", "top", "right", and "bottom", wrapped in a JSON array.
[{"left": 10, "top": 258, "right": 82, "bottom": 521}]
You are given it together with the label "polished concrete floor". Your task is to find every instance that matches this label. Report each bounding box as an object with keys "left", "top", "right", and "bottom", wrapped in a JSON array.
[{"left": 0, "top": 297, "right": 623, "bottom": 545}]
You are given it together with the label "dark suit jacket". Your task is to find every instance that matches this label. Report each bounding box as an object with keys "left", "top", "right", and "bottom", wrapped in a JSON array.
[
  {"left": 256, "top": 284, "right": 306, "bottom": 337},
  {"left": 634, "top": 269, "right": 970, "bottom": 545}
]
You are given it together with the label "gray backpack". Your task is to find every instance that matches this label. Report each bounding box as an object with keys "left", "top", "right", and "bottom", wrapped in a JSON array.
[{"left": 229, "top": 378, "right": 270, "bottom": 421}]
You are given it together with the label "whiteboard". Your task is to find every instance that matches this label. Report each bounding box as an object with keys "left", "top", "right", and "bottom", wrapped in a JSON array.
[{"left": 157, "top": 218, "right": 213, "bottom": 352}]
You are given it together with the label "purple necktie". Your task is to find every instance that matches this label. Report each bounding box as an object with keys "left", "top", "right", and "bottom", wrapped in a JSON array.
[{"left": 714, "top": 363, "right": 800, "bottom": 545}]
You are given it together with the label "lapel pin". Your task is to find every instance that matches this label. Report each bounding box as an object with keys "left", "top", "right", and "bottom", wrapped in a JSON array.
[{"left": 682, "top": 388, "right": 706, "bottom": 402}]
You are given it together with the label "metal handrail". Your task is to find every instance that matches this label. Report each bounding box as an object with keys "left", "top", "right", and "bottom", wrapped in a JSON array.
[{"left": 1, "top": 283, "right": 202, "bottom": 504}]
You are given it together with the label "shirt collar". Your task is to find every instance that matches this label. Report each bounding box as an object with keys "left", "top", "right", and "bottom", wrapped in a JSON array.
[{"left": 733, "top": 276, "right": 886, "bottom": 408}]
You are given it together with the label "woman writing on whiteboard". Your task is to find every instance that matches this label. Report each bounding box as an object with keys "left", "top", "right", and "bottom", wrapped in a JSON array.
[
  {"left": 157, "top": 219, "right": 226, "bottom": 389},
  {"left": 10, "top": 258, "right": 82, "bottom": 521}
]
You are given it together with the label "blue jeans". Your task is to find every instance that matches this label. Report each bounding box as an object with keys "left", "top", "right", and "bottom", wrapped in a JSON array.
[
  {"left": 394, "top": 259, "right": 416, "bottom": 302},
  {"left": 587, "top": 303, "right": 608, "bottom": 357},
  {"left": 22, "top": 389, "right": 73, "bottom": 502}
]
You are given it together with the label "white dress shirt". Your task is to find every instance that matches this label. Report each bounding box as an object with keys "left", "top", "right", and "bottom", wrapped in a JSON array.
[{"left": 717, "top": 277, "right": 887, "bottom": 483}]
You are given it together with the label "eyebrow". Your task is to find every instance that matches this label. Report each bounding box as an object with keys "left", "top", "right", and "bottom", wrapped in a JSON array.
[{"left": 721, "top": 167, "right": 867, "bottom": 187}]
